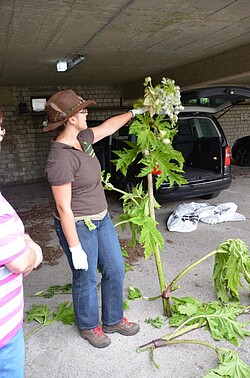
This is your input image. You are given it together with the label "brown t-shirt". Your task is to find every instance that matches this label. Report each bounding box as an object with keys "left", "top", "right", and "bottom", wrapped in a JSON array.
[{"left": 44, "top": 128, "right": 107, "bottom": 217}]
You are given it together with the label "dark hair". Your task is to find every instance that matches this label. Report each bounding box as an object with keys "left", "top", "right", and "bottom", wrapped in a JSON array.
[
  {"left": 52, "top": 124, "right": 65, "bottom": 140},
  {"left": 56, "top": 124, "right": 66, "bottom": 133}
]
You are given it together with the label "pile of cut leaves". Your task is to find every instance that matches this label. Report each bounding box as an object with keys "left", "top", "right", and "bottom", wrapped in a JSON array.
[{"left": 128, "top": 239, "right": 250, "bottom": 377}]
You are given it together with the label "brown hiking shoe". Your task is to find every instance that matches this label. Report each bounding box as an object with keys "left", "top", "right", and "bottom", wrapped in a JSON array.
[
  {"left": 103, "top": 317, "right": 140, "bottom": 336},
  {"left": 80, "top": 326, "right": 111, "bottom": 348}
]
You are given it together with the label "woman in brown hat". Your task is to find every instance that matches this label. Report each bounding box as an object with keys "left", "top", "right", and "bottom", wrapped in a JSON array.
[{"left": 44, "top": 89, "right": 145, "bottom": 348}]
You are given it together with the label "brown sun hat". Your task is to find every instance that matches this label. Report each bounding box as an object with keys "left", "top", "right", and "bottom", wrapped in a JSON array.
[{"left": 43, "top": 89, "right": 96, "bottom": 132}]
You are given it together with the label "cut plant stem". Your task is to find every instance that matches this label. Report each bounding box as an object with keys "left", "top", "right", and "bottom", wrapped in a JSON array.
[
  {"left": 147, "top": 172, "right": 170, "bottom": 317},
  {"left": 137, "top": 322, "right": 202, "bottom": 352},
  {"left": 137, "top": 338, "right": 223, "bottom": 363},
  {"left": 25, "top": 323, "right": 54, "bottom": 340},
  {"left": 106, "top": 184, "right": 140, "bottom": 206},
  {"left": 170, "top": 249, "right": 218, "bottom": 290},
  {"left": 163, "top": 323, "right": 202, "bottom": 340}
]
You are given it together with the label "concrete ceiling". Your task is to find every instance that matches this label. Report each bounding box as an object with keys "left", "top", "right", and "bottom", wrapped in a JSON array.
[{"left": 1, "top": 0, "right": 250, "bottom": 95}]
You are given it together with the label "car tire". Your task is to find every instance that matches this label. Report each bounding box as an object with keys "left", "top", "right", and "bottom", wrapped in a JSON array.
[
  {"left": 200, "top": 192, "right": 220, "bottom": 200},
  {"left": 234, "top": 145, "right": 250, "bottom": 166}
]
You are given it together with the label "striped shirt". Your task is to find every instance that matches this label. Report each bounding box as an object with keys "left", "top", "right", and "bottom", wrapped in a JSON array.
[{"left": 0, "top": 192, "right": 28, "bottom": 348}]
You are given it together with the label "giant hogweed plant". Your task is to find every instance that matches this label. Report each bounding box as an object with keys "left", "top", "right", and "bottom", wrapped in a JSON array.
[
  {"left": 103, "top": 76, "right": 186, "bottom": 316},
  {"left": 102, "top": 77, "right": 250, "bottom": 376}
]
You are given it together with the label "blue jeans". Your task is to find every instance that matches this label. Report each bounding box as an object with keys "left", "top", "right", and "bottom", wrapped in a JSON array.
[
  {"left": 0, "top": 328, "right": 25, "bottom": 378},
  {"left": 54, "top": 212, "right": 125, "bottom": 329}
]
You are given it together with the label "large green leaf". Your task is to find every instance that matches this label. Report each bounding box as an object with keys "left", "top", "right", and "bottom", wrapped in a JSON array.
[
  {"left": 53, "top": 302, "right": 75, "bottom": 325},
  {"left": 170, "top": 297, "right": 248, "bottom": 346},
  {"left": 206, "top": 312, "right": 250, "bottom": 347},
  {"left": 213, "top": 239, "right": 250, "bottom": 302},
  {"left": 112, "top": 146, "right": 139, "bottom": 176},
  {"left": 129, "top": 216, "right": 164, "bottom": 259},
  {"left": 25, "top": 304, "right": 54, "bottom": 325},
  {"left": 170, "top": 296, "right": 207, "bottom": 326},
  {"left": 25, "top": 302, "right": 75, "bottom": 327},
  {"left": 204, "top": 350, "right": 250, "bottom": 378}
]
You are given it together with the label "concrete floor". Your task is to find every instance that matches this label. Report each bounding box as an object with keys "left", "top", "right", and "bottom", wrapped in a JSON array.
[{"left": 1, "top": 164, "right": 250, "bottom": 378}]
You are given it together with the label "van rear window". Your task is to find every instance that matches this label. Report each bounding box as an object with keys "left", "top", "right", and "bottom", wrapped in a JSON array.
[{"left": 177, "top": 117, "right": 221, "bottom": 139}]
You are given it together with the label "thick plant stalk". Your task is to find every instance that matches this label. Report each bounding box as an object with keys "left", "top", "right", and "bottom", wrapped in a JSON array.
[
  {"left": 170, "top": 249, "right": 217, "bottom": 289},
  {"left": 147, "top": 172, "right": 171, "bottom": 317},
  {"left": 137, "top": 338, "right": 223, "bottom": 362}
]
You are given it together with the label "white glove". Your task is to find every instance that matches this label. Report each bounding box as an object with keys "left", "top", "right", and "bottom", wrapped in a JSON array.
[
  {"left": 69, "top": 244, "right": 88, "bottom": 270},
  {"left": 130, "top": 108, "right": 147, "bottom": 118}
]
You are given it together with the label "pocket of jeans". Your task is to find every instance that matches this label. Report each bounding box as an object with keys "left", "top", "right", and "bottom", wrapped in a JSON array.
[{"left": 75, "top": 220, "right": 95, "bottom": 238}]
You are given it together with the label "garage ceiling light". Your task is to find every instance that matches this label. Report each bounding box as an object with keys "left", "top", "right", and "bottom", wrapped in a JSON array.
[
  {"left": 56, "top": 60, "right": 67, "bottom": 72},
  {"left": 56, "top": 53, "right": 85, "bottom": 72}
]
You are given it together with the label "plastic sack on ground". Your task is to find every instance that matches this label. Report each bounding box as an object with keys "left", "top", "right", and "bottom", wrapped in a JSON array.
[{"left": 167, "top": 202, "right": 246, "bottom": 232}]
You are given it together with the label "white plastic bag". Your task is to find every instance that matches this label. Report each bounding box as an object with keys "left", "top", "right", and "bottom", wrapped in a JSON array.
[{"left": 167, "top": 202, "right": 246, "bottom": 232}]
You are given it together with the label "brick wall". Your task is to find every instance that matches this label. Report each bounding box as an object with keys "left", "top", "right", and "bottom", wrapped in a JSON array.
[
  {"left": 0, "top": 85, "right": 129, "bottom": 186},
  {"left": 0, "top": 85, "right": 249, "bottom": 186},
  {"left": 215, "top": 100, "right": 250, "bottom": 147}
]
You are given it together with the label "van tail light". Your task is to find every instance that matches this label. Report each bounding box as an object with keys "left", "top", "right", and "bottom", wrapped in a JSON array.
[
  {"left": 224, "top": 146, "right": 231, "bottom": 166},
  {"left": 152, "top": 166, "right": 162, "bottom": 175}
]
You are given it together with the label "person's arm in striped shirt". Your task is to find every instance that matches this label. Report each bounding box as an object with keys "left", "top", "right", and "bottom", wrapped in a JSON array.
[{"left": 5, "top": 235, "right": 42, "bottom": 276}]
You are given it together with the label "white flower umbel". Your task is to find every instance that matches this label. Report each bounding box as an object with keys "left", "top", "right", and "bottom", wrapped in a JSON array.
[{"left": 142, "top": 76, "right": 184, "bottom": 118}]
